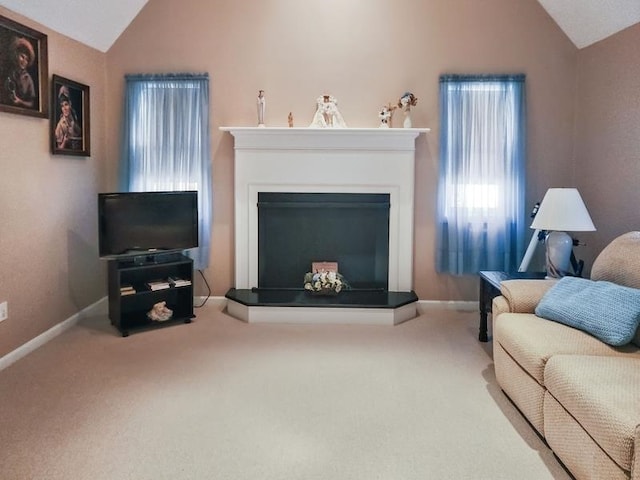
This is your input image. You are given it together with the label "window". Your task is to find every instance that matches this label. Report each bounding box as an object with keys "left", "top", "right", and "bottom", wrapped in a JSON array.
[
  {"left": 120, "top": 74, "right": 212, "bottom": 270},
  {"left": 447, "top": 182, "right": 500, "bottom": 211},
  {"left": 435, "top": 75, "right": 527, "bottom": 274}
]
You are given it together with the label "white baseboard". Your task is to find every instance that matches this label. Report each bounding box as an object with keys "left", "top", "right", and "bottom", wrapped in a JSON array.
[
  {"left": 200, "top": 296, "right": 478, "bottom": 314},
  {"left": 417, "top": 300, "right": 478, "bottom": 312},
  {"left": 113, "top": 296, "right": 477, "bottom": 315},
  {"left": 194, "top": 296, "right": 227, "bottom": 309},
  {"left": 0, "top": 297, "right": 107, "bottom": 372},
  {"left": 199, "top": 296, "right": 479, "bottom": 312}
]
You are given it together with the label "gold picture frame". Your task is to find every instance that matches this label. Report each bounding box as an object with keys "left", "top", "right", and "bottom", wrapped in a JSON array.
[
  {"left": 0, "top": 14, "right": 48, "bottom": 118},
  {"left": 51, "top": 74, "right": 90, "bottom": 156}
]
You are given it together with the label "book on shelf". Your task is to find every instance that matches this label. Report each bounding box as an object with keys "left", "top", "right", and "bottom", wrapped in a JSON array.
[
  {"left": 146, "top": 280, "right": 171, "bottom": 291},
  {"left": 168, "top": 276, "right": 192, "bottom": 287},
  {"left": 120, "top": 285, "right": 136, "bottom": 296}
]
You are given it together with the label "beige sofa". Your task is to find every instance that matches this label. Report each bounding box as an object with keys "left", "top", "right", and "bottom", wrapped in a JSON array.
[{"left": 492, "top": 231, "right": 640, "bottom": 480}]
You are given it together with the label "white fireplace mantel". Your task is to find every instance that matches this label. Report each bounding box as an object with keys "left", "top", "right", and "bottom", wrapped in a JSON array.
[
  {"left": 220, "top": 126, "right": 428, "bottom": 151},
  {"left": 220, "top": 127, "right": 429, "bottom": 292}
]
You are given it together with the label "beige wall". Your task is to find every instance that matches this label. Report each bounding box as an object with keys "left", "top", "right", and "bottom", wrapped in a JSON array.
[
  {"left": 2, "top": 1, "right": 638, "bottom": 358},
  {"left": 0, "top": 7, "right": 106, "bottom": 357},
  {"left": 574, "top": 23, "right": 640, "bottom": 267},
  {"left": 105, "top": 0, "right": 578, "bottom": 301}
]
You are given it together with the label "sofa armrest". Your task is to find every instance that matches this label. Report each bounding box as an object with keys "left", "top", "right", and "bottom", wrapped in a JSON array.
[
  {"left": 491, "top": 295, "right": 513, "bottom": 336},
  {"left": 492, "top": 295, "right": 511, "bottom": 319},
  {"left": 498, "top": 279, "right": 557, "bottom": 314}
]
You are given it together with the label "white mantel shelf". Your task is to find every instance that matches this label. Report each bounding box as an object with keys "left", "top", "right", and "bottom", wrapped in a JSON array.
[{"left": 220, "top": 127, "right": 429, "bottom": 151}]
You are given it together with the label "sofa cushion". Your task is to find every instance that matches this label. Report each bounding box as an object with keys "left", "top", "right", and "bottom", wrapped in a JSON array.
[
  {"left": 544, "top": 355, "right": 640, "bottom": 473},
  {"left": 535, "top": 277, "right": 640, "bottom": 346},
  {"left": 494, "top": 313, "right": 639, "bottom": 385}
]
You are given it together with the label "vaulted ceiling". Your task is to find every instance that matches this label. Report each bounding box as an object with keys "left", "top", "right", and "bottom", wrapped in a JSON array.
[
  {"left": 537, "top": 0, "right": 640, "bottom": 48},
  {"left": 0, "top": 0, "right": 639, "bottom": 52},
  {"left": 0, "top": 0, "right": 148, "bottom": 52}
]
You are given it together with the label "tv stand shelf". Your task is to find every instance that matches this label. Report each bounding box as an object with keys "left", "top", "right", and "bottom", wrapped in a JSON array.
[{"left": 107, "top": 253, "right": 195, "bottom": 337}]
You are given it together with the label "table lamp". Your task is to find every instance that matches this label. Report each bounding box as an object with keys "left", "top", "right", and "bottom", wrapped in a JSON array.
[{"left": 530, "top": 188, "right": 596, "bottom": 278}]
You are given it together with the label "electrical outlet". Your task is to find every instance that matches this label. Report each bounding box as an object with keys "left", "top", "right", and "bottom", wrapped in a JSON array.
[{"left": 0, "top": 301, "right": 7, "bottom": 322}]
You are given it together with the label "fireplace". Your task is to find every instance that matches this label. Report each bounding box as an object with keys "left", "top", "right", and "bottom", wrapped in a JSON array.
[
  {"left": 220, "top": 127, "right": 428, "bottom": 324},
  {"left": 258, "top": 192, "right": 390, "bottom": 290}
]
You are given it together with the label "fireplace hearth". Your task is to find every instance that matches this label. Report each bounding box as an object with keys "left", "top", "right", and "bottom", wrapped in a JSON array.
[
  {"left": 220, "top": 127, "right": 428, "bottom": 324},
  {"left": 224, "top": 288, "right": 418, "bottom": 325}
]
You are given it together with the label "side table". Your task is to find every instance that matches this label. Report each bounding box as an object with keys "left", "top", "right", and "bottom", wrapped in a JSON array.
[{"left": 478, "top": 271, "right": 546, "bottom": 342}]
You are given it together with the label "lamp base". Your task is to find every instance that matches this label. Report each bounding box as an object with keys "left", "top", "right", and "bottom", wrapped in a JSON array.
[{"left": 544, "top": 231, "right": 573, "bottom": 278}]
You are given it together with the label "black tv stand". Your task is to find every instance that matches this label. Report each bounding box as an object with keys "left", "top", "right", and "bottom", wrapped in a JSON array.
[{"left": 107, "top": 252, "right": 195, "bottom": 337}]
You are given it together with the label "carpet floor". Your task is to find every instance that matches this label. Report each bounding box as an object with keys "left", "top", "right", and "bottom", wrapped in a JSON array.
[{"left": 0, "top": 302, "right": 572, "bottom": 479}]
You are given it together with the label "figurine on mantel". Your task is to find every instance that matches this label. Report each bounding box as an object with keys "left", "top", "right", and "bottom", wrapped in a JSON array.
[
  {"left": 257, "top": 89, "right": 265, "bottom": 127},
  {"left": 288, "top": 112, "right": 294, "bottom": 127},
  {"left": 309, "top": 94, "right": 347, "bottom": 128},
  {"left": 378, "top": 102, "right": 397, "bottom": 128},
  {"left": 398, "top": 92, "right": 418, "bottom": 128}
]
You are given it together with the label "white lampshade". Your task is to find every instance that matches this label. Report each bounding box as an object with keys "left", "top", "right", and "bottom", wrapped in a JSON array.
[{"left": 530, "top": 188, "right": 596, "bottom": 232}]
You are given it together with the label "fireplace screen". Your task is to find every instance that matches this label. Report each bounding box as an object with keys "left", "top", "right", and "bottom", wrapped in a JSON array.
[{"left": 258, "top": 192, "right": 390, "bottom": 290}]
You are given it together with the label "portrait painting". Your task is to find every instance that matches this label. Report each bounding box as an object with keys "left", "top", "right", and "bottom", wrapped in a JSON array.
[
  {"left": 51, "top": 75, "right": 90, "bottom": 156},
  {"left": 0, "top": 15, "right": 48, "bottom": 118}
]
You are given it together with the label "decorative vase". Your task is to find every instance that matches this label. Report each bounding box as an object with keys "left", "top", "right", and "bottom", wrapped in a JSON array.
[{"left": 403, "top": 111, "right": 412, "bottom": 128}]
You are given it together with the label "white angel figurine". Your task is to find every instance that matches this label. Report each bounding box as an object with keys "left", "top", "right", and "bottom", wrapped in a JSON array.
[{"left": 309, "top": 94, "right": 347, "bottom": 128}]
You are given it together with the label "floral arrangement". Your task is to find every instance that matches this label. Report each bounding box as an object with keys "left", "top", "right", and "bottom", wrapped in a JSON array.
[
  {"left": 304, "top": 270, "right": 348, "bottom": 294},
  {"left": 398, "top": 92, "right": 418, "bottom": 110}
]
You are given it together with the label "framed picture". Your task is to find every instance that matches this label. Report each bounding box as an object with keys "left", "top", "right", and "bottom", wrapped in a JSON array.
[
  {"left": 0, "top": 15, "right": 48, "bottom": 118},
  {"left": 51, "top": 74, "right": 90, "bottom": 156}
]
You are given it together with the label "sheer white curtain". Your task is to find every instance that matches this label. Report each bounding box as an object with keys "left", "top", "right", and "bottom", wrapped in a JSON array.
[
  {"left": 119, "top": 73, "right": 212, "bottom": 270},
  {"left": 436, "top": 75, "right": 527, "bottom": 274}
]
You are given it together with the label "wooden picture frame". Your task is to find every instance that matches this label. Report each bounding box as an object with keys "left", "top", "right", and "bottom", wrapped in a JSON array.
[
  {"left": 51, "top": 74, "right": 90, "bottom": 156},
  {"left": 0, "top": 15, "right": 48, "bottom": 118}
]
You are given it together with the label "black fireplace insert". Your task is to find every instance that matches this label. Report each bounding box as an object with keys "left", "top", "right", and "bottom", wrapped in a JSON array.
[{"left": 257, "top": 192, "right": 390, "bottom": 290}]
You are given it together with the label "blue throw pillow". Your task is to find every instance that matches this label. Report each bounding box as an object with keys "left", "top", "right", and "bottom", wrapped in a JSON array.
[{"left": 535, "top": 276, "right": 640, "bottom": 346}]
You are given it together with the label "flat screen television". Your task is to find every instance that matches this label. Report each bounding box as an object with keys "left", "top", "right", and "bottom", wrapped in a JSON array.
[{"left": 98, "top": 191, "right": 198, "bottom": 258}]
